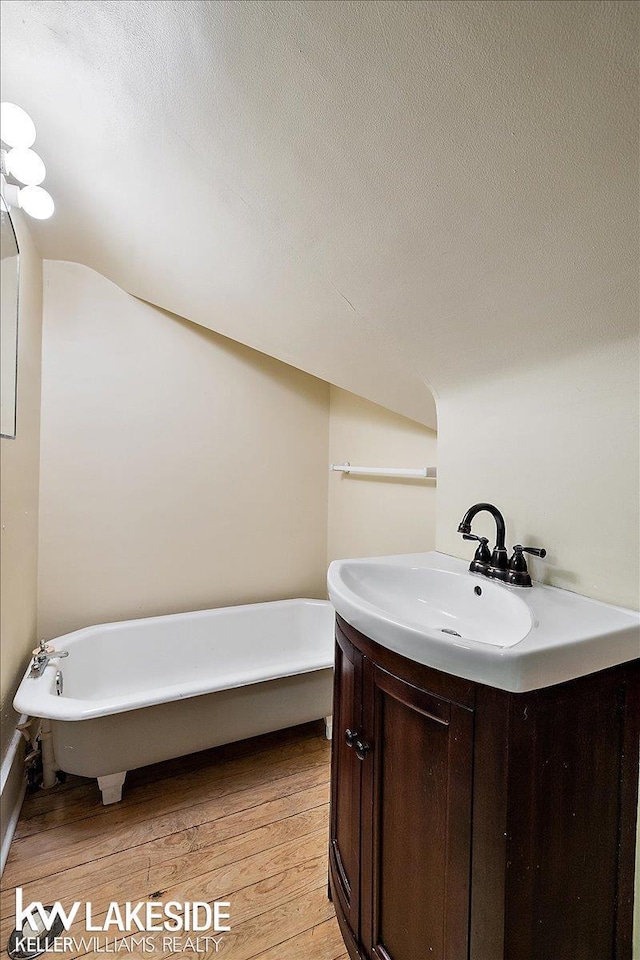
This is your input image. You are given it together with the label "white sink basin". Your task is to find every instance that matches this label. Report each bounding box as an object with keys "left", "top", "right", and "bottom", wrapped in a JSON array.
[
  {"left": 338, "top": 562, "right": 533, "bottom": 648},
  {"left": 328, "top": 551, "right": 640, "bottom": 692}
]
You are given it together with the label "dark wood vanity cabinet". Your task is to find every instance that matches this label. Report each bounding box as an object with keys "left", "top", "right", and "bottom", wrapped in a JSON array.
[
  {"left": 329, "top": 615, "right": 640, "bottom": 960},
  {"left": 330, "top": 623, "right": 363, "bottom": 948}
]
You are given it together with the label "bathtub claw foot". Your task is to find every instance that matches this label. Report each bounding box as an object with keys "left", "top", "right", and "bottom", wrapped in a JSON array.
[
  {"left": 324, "top": 715, "right": 333, "bottom": 741},
  {"left": 97, "top": 771, "right": 127, "bottom": 805}
]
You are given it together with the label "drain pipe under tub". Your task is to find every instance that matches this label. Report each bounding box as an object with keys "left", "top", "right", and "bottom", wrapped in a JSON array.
[{"left": 40, "top": 719, "right": 57, "bottom": 789}]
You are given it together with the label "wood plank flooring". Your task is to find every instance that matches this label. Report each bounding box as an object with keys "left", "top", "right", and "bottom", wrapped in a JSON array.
[{"left": 1, "top": 721, "right": 347, "bottom": 960}]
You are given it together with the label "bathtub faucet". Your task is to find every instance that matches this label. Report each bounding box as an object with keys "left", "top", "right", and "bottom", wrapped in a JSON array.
[{"left": 29, "top": 640, "right": 69, "bottom": 678}]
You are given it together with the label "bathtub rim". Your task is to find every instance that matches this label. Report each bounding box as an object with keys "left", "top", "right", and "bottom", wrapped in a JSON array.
[{"left": 13, "top": 597, "right": 334, "bottom": 723}]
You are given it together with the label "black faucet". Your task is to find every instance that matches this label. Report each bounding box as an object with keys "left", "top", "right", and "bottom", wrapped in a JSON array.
[
  {"left": 457, "top": 503, "right": 546, "bottom": 587},
  {"left": 458, "top": 502, "right": 509, "bottom": 578}
]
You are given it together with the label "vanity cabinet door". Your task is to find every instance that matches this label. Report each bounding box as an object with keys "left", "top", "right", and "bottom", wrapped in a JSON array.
[
  {"left": 329, "top": 624, "right": 364, "bottom": 946},
  {"left": 360, "top": 661, "right": 474, "bottom": 960}
]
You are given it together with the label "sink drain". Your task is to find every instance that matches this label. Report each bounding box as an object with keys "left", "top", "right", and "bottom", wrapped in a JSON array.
[{"left": 441, "top": 628, "right": 462, "bottom": 637}]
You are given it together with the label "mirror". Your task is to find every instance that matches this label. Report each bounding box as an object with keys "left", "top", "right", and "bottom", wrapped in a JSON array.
[{"left": 1, "top": 204, "right": 19, "bottom": 438}]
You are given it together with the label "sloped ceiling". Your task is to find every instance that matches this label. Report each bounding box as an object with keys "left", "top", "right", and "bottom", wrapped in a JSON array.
[{"left": 2, "top": 0, "right": 637, "bottom": 427}]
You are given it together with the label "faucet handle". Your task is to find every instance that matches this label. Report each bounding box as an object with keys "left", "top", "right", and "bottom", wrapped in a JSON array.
[
  {"left": 32, "top": 640, "right": 50, "bottom": 662},
  {"left": 509, "top": 544, "right": 546, "bottom": 573},
  {"left": 507, "top": 544, "right": 546, "bottom": 586},
  {"left": 462, "top": 533, "right": 491, "bottom": 566},
  {"left": 512, "top": 544, "right": 547, "bottom": 559},
  {"left": 31, "top": 641, "right": 68, "bottom": 662}
]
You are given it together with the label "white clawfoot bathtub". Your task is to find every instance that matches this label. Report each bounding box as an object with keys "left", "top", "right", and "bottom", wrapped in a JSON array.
[{"left": 14, "top": 599, "right": 334, "bottom": 804}]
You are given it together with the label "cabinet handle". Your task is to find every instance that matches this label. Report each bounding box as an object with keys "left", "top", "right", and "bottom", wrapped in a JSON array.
[
  {"left": 345, "top": 728, "right": 359, "bottom": 748},
  {"left": 345, "top": 729, "right": 370, "bottom": 760}
]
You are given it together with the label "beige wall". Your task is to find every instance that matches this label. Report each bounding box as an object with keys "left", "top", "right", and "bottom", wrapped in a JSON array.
[
  {"left": 38, "top": 261, "right": 329, "bottom": 639},
  {"left": 0, "top": 212, "right": 43, "bottom": 756},
  {"left": 328, "top": 387, "right": 437, "bottom": 563},
  {"left": 436, "top": 335, "right": 640, "bottom": 610},
  {"left": 0, "top": 250, "right": 19, "bottom": 437}
]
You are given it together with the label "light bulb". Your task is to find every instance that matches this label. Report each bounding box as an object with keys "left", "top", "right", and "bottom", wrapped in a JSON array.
[
  {"left": 6, "top": 148, "right": 46, "bottom": 185},
  {"left": 18, "top": 185, "right": 54, "bottom": 219},
  {"left": 0, "top": 103, "right": 36, "bottom": 149}
]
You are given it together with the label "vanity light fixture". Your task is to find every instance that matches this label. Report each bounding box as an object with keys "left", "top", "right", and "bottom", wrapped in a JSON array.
[
  {"left": 5, "top": 147, "right": 46, "bottom": 185},
  {"left": 0, "top": 102, "right": 54, "bottom": 219},
  {"left": 0, "top": 102, "right": 36, "bottom": 148}
]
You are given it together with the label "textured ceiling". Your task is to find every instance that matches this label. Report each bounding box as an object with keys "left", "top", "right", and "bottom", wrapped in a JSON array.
[{"left": 2, "top": 0, "right": 637, "bottom": 426}]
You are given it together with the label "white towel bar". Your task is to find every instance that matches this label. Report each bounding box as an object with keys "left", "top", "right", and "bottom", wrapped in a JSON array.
[{"left": 330, "top": 463, "right": 437, "bottom": 480}]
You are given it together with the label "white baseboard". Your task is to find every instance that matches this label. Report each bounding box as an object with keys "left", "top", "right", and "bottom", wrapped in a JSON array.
[{"left": 0, "top": 715, "right": 28, "bottom": 876}]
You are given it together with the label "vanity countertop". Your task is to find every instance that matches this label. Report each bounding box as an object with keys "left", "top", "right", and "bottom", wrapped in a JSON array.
[{"left": 328, "top": 551, "right": 640, "bottom": 692}]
